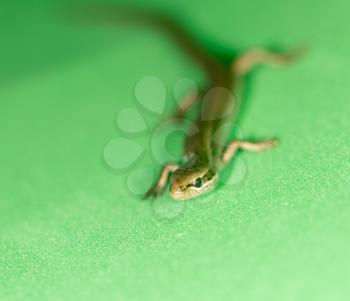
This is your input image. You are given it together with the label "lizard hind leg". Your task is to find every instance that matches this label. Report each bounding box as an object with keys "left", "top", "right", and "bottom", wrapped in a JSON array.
[
  {"left": 156, "top": 88, "right": 202, "bottom": 129},
  {"left": 232, "top": 46, "right": 305, "bottom": 77},
  {"left": 172, "top": 88, "right": 204, "bottom": 120}
]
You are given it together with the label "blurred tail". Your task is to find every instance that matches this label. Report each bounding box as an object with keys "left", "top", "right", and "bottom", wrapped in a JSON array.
[{"left": 71, "top": 5, "right": 221, "bottom": 79}]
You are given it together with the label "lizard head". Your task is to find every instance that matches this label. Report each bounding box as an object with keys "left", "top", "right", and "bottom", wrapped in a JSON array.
[{"left": 169, "top": 163, "right": 218, "bottom": 200}]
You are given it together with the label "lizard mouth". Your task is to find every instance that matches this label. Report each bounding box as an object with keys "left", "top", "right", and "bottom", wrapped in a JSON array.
[{"left": 169, "top": 187, "right": 190, "bottom": 201}]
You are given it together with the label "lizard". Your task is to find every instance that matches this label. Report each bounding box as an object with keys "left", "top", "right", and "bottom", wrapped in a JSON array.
[{"left": 81, "top": 6, "right": 302, "bottom": 200}]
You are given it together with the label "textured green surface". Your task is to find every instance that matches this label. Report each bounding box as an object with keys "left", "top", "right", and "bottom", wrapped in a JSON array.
[{"left": 1, "top": 0, "right": 350, "bottom": 300}]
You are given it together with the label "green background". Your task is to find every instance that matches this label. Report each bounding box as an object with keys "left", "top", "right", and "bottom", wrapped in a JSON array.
[{"left": 1, "top": 0, "right": 350, "bottom": 300}]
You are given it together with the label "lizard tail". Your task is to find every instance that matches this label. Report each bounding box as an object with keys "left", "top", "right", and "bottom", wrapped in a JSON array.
[{"left": 73, "top": 5, "right": 221, "bottom": 81}]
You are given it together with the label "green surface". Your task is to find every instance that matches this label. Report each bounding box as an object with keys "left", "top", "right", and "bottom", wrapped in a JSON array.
[{"left": 1, "top": 0, "right": 350, "bottom": 300}]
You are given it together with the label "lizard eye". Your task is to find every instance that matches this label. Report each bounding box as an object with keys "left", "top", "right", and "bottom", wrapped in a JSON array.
[{"left": 193, "top": 177, "right": 203, "bottom": 188}]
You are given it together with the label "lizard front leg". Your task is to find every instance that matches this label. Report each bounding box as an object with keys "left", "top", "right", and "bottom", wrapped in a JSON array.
[
  {"left": 144, "top": 163, "right": 179, "bottom": 198},
  {"left": 222, "top": 138, "right": 278, "bottom": 164}
]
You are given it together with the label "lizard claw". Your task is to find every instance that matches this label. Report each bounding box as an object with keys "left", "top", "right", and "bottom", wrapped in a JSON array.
[
  {"left": 143, "top": 184, "right": 165, "bottom": 199},
  {"left": 260, "top": 137, "right": 279, "bottom": 149},
  {"left": 142, "top": 163, "right": 179, "bottom": 200}
]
